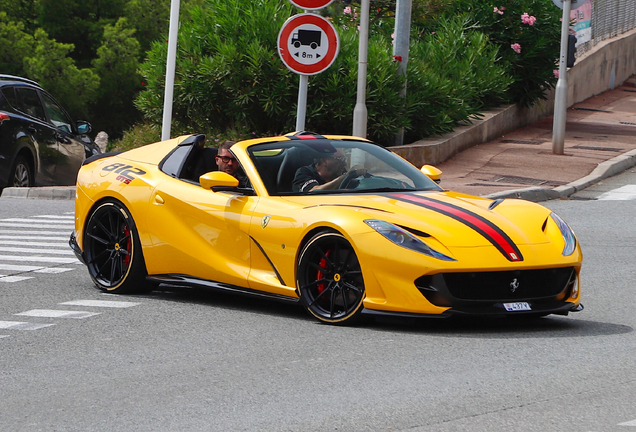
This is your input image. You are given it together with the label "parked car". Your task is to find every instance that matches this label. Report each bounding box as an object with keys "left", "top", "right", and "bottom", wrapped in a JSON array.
[
  {"left": 69, "top": 132, "right": 582, "bottom": 325},
  {"left": 0, "top": 75, "right": 100, "bottom": 191}
]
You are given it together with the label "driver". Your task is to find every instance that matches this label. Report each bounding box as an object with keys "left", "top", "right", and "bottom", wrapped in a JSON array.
[{"left": 292, "top": 149, "right": 366, "bottom": 192}]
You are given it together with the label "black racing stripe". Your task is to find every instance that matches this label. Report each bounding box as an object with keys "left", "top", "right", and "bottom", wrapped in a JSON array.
[{"left": 389, "top": 193, "right": 524, "bottom": 262}]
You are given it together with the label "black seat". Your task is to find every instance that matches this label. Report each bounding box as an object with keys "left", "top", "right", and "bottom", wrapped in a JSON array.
[
  {"left": 276, "top": 147, "right": 316, "bottom": 193},
  {"left": 191, "top": 147, "right": 218, "bottom": 181}
]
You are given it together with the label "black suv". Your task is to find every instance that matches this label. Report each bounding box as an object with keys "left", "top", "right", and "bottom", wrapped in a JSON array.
[{"left": 0, "top": 75, "right": 100, "bottom": 190}]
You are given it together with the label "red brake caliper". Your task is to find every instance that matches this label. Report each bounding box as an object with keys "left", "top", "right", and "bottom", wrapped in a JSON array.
[
  {"left": 316, "top": 250, "right": 332, "bottom": 294},
  {"left": 123, "top": 225, "right": 131, "bottom": 267}
]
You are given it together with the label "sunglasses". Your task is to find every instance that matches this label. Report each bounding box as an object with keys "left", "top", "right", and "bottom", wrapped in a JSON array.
[{"left": 216, "top": 155, "right": 238, "bottom": 164}]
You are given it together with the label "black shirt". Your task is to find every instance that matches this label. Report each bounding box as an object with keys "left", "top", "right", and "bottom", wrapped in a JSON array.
[{"left": 292, "top": 165, "right": 325, "bottom": 192}]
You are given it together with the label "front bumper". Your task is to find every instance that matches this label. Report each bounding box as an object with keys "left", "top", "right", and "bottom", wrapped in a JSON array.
[{"left": 69, "top": 232, "right": 86, "bottom": 265}]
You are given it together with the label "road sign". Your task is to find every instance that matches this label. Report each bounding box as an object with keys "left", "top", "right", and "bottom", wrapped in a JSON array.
[
  {"left": 289, "top": 0, "right": 335, "bottom": 10},
  {"left": 278, "top": 13, "right": 340, "bottom": 76},
  {"left": 552, "top": 0, "right": 586, "bottom": 10}
]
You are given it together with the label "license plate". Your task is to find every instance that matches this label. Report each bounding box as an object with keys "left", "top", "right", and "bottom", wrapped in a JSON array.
[{"left": 503, "top": 302, "right": 531, "bottom": 312}]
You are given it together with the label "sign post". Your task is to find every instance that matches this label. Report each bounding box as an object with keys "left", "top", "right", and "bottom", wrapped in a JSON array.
[
  {"left": 551, "top": 0, "right": 585, "bottom": 155},
  {"left": 278, "top": 4, "right": 339, "bottom": 131}
]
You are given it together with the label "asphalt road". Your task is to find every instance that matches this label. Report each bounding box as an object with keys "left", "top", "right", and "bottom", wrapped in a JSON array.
[{"left": 0, "top": 174, "right": 635, "bottom": 431}]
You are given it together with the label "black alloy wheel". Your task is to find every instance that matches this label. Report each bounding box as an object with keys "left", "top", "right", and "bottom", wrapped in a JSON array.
[
  {"left": 10, "top": 155, "right": 32, "bottom": 187},
  {"left": 297, "top": 232, "right": 365, "bottom": 324},
  {"left": 83, "top": 200, "right": 149, "bottom": 293}
]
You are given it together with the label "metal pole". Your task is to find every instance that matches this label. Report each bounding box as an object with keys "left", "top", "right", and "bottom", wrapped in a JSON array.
[
  {"left": 552, "top": 0, "right": 571, "bottom": 155},
  {"left": 161, "top": 0, "right": 181, "bottom": 141},
  {"left": 352, "top": 0, "right": 370, "bottom": 139},
  {"left": 296, "top": 74, "right": 309, "bottom": 131},
  {"left": 393, "top": 0, "right": 412, "bottom": 146}
]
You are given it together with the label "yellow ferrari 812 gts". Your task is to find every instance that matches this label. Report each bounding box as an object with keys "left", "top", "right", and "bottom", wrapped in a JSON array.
[{"left": 69, "top": 132, "right": 582, "bottom": 324}]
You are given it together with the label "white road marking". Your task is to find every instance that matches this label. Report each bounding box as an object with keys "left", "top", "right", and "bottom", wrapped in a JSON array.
[
  {"left": 31, "top": 215, "right": 75, "bottom": 219},
  {"left": 0, "top": 218, "right": 75, "bottom": 225},
  {"left": 0, "top": 335, "right": 8, "bottom": 338},
  {"left": 0, "top": 240, "right": 69, "bottom": 246},
  {"left": 597, "top": 185, "right": 636, "bottom": 200},
  {"left": 0, "top": 247, "right": 74, "bottom": 255},
  {"left": 0, "top": 223, "right": 73, "bottom": 230},
  {"left": 60, "top": 300, "right": 141, "bottom": 308},
  {"left": 15, "top": 309, "right": 101, "bottom": 319},
  {"left": 0, "top": 264, "right": 46, "bottom": 272},
  {"left": 34, "top": 268, "right": 74, "bottom": 274},
  {"left": 0, "top": 276, "right": 34, "bottom": 282},
  {"left": 0, "top": 255, "right": 80, "bottom": 264},
  {"left": 0, "top": 230, "right": 70, "bottom": 236},
  {"left": 0, "top": 321, "right": 56, "bottom": 330},
  {"left": 619, "top": 419, "right": 636, "bottom": 427}
]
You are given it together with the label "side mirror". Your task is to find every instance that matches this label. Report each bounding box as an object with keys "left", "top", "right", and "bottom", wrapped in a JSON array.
[
  {"left": 200, "top": 171, "right": 239, "bottom": 191},
  {"left": 421, "top": 165, "right": 442, "bottom": 184},
  {"left": 76, "top": 121, "right": 92, "bottom": 135}
]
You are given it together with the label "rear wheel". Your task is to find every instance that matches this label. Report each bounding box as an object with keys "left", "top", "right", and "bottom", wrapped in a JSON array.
[
  {"left": 83, "top": 200, "right": 150, "bottom": 293},
  {"left": 297, "top": 232, "right": 365, "bottom": 324},
  {"left": 10, "top": 155, "right": 32, "bottom": 187}
]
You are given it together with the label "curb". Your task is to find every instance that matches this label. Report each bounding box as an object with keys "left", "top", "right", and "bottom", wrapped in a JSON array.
[
  {"left": 0, "top": 186, "right": 76, "bottom": 200},
  {"left": 484, "top": 149, "right": 636, "bottom": 202}
]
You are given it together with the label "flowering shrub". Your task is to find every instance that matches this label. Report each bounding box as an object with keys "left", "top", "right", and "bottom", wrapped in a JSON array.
[{"left": 444, "top": 0, "right": 562, "bottom": 107}]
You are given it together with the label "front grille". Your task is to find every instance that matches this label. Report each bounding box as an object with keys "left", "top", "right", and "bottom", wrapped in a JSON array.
[{"left": 416, "top": 267, "right": 575, "bottom": 306}]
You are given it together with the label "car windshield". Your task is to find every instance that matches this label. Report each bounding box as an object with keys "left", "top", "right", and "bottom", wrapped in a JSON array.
[{"left": 248, "top": 138, "right": 443, "bottom": 196}]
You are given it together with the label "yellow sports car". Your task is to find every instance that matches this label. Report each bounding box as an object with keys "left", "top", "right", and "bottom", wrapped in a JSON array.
[{"left": 69, "top": 132, "right": 582, "bottom": 324}]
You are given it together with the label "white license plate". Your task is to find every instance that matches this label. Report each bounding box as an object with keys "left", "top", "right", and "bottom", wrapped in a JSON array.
[{"left": 503, "top": 302, "right": 531, "bottom": 312}]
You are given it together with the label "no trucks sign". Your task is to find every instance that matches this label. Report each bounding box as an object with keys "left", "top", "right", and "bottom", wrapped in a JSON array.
[{"left": 277, "top": 13, "right": 340, "bottom": 75}]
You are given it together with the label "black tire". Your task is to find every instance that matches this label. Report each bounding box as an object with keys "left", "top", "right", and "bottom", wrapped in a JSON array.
[
  {"left": 83, "top": 200, "right": 150, "bottom": 293},
  {"left": 297, "top": 232, "right": 365, "bottom": 324},
  {"left": 9, "top": 155, "right": 32, "bottom": 187}
]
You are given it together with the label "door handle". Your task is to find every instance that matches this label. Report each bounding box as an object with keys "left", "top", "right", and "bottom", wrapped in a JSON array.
[
  {"left": 27, "top": 126, "right": 36, "bottom": 135},
  {"left": 154, "top": 194, "right": 165, "bottom": 204}
]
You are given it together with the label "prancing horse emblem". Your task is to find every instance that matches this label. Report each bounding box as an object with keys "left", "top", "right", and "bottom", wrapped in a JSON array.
[
  {"left": 261, "top": 215, "right": 271, "bottom": 229},
  {"left": 510, "top": 278, "right": 520, "bottom": 293}
]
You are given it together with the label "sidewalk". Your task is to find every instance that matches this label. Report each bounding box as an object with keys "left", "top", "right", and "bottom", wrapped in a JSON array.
[
  {"left": 437, "top": 77, "right": 636, "bottom": 201},
  {"left": 2, "top": 79, "right": 635, "bottom": 202}
]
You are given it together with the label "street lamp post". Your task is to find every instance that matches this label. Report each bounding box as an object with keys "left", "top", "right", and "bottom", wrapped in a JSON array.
[{"left": 352, "top": 0, "right": 370, "bottom": 139}]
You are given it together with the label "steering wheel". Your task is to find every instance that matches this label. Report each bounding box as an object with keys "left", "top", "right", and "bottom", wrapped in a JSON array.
[{"left": 339, "top": 170, "right": 371, "bottom": 189}]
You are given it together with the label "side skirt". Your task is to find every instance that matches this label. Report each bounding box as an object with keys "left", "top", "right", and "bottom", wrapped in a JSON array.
[{"left": 146, "top": 274, "right": 300, "bottom": 304}]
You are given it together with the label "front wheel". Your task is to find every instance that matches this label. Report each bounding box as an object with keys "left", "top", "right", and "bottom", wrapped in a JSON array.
[
  {"left": 10, "top": 155, "right": 32, "bottom": 187},
  {"left": 297, "top": 232, "right": 365, "bottom": 324},
  {"left": 83, "top": 200, "right": 150, "bottom": 293}
]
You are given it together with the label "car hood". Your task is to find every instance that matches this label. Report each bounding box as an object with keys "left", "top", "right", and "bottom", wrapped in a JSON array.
[{"left": 281, "top": 190, "right": 552, "bottom": 248}]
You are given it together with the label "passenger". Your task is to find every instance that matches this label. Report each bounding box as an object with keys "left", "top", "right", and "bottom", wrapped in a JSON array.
[
  {"left": 216, "top": 140, "right": 250, "bottom": 188},
  {"left": 292, "top": 149, "right": 365, "bottom": 192}
]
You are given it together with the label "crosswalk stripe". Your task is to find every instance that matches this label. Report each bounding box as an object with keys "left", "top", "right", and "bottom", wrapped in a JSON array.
[
  {"left": 0, "top": 223, "right": 73, "bottom": 230},
  {"left": 0, "top": 264, "right": 46, "bottom": 271},
  {"left": 35, "top": 268, "right": 74, "bottom": 274},
  {"left": 597, "top": 185, "right": 636, "bottom": 201},
  {"left": 0, "top": 247, "right": 74, "bottom": 255},
  {"left": 31, "top": 215, "right": 75, "bottom": 219},
  {"left": 0, "top": 255, "right": 80, "bottom": 264},
  {"left": 0, "top": 230, "right": 70, "bottom": 236},
  {"left": 0, "top": 321, "right": 56, "bottom": 330},
  {"left": 0, "top": 276, "right": 34, "bottom": 282},
  {"left": 0, "top": 240, "right": 69, "bottom": 246},
  {"left": 15, "top": 309, "right": 101, "bottom": 319},
  {"left": 0, "top": 218, "right": 75, "bottom": 225},
  {"left": 60, "top": 300, "right": 141, "bottom": 308}
]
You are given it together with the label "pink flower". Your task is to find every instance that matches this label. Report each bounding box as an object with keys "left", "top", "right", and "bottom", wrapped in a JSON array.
[
  {"left": 521, "top": 13, "right": 537, "bottom": 25},
  {"left": 511, "top": 43, "right": 521, "bottom": 54},
  {"left": 344, "top": 6, "right": 352, "bottom": 14},
  {"left": 493, "top": 6, "right": 504, "bottom": 15},
  {"left": 553, "top": 69, "right": 559, "bottom": 78}
]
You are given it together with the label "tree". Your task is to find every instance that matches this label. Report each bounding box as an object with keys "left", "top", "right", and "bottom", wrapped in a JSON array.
[
  {"left": 0, "top": 12, "right": 35, "bottom": 77},
  {"left": 23, "top": 29, "right": 100, "bottom": 120},
  {"left": 91, "top": 18, "right": 142, "bottom": 138}
]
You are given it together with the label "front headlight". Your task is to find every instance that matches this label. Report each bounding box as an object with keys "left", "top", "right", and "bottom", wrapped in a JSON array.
[
  {"left": 364, "top": 220, "right": 455, "bottom": 261},
  {"left": 550, "top": 212, "right": 577, "bottom": 256}
]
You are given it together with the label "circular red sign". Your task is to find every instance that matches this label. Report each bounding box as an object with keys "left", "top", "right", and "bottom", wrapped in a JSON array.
[
  {"left": 289, "top": 0, "right": 335, "bottom": 10},
  {"left": 277, "top": 14, "right": 340, "bottom": 75}
]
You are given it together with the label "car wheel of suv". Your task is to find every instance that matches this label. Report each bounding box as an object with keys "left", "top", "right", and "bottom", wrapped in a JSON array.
[{"left": 10, "top": 155, "right": 32, "bottom": 187}]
